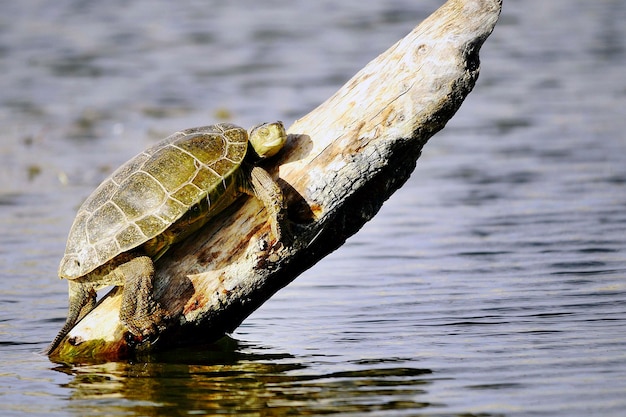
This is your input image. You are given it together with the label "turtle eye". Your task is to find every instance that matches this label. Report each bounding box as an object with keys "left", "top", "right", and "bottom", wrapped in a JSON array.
[{"left": 74, "top": 259, "right": 81, "bottom": 268}]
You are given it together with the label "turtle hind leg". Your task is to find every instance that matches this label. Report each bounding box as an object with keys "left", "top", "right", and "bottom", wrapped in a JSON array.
[
  {"left": 46, "top": 281, "right": 96, "bottom": 355},
  {"left": 246, "top": 165, "right": 291, "bottom": 244},
  {"left": 113, "top": 256, "right": 168, "bottom": 342}
]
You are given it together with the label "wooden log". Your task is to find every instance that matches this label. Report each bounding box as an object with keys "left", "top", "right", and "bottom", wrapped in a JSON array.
[{"left": 49, "top": 0, "right": 502, "bottom": 361}]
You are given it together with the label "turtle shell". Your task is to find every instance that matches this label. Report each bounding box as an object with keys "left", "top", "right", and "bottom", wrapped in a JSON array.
[{"left": 59, "top": 123, "right": 249, "bottom": 280}]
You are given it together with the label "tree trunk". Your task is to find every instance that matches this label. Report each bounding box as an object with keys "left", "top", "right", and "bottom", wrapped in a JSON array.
[{"left": 49, "top": 0, "right": 502, "bottom": 362}]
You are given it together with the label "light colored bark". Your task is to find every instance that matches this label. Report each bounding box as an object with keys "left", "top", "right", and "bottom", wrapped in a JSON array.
[{"left": 50, "top": 0, "right": 502, "bottom": 361}]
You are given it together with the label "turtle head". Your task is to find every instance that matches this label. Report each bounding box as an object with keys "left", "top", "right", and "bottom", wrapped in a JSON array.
[{"left": 248, "top": 121, "right": 287, "bottom": 159}]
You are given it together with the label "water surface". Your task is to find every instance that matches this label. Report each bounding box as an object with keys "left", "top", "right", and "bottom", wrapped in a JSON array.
[{"left": 1, "top": 1, "right": 625, "bottom": 416}]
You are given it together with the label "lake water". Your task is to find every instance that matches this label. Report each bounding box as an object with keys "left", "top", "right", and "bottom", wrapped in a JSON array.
[{"left": 1, "top": 0, "right": 625, "bottom": 415}]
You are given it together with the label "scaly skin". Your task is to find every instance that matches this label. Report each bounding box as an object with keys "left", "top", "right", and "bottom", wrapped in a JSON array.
[
  {"left": 48, "top": 280, "right": 97, "bottom": 354},
  {"left": 47, "top": 256, "right": 167, "bottom": 354}
]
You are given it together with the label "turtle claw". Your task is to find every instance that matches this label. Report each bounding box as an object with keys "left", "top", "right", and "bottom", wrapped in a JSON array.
[
  {"left": 124, "top": 329, "right": 161, "bottom": 349},
  {"left": 121, "top": 306, "right": 168, "bottom": 347}
]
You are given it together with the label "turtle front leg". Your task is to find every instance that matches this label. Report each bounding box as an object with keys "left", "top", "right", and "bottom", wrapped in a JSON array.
[
  {"left": 46, "top": 280, "right": 96, "bottom": 354},
  {"left": 111, "top": 256, "right": 168, "bottom": 342},
  {"left": 247, "top": 165, "right": 291, "bottom": 243}
]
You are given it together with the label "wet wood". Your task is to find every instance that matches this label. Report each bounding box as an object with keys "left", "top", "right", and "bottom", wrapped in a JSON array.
[{"left": 49, "top": 0, "right": 502, "bottom": 361}]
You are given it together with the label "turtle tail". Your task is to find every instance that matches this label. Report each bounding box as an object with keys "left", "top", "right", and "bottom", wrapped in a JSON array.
[{"left": 45, "top": 281, "right": 97, "bottom": 355}]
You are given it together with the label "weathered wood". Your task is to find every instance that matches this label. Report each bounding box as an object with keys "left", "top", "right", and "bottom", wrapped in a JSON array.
[{"left": 49, "top": 0, "right": 502, "bottom": 361}]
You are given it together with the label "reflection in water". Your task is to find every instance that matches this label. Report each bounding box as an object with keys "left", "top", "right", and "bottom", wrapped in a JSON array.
[{"left": 52, "top": 337, "right": 433, "bottom": 416}]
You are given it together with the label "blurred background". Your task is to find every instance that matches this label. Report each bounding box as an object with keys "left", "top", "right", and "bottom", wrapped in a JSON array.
[{"left": 1, "top": 1, "right": 625, "bottom": 416}]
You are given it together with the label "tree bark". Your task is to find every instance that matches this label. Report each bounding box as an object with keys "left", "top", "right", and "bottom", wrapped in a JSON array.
[{"left": 49, "top": 0, "right": 502, "bottom": 362}]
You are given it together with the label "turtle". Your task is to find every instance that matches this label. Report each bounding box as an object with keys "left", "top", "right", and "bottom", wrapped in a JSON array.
[{"left": 47, "top": 121, "right": 289, "bottom": 354}]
